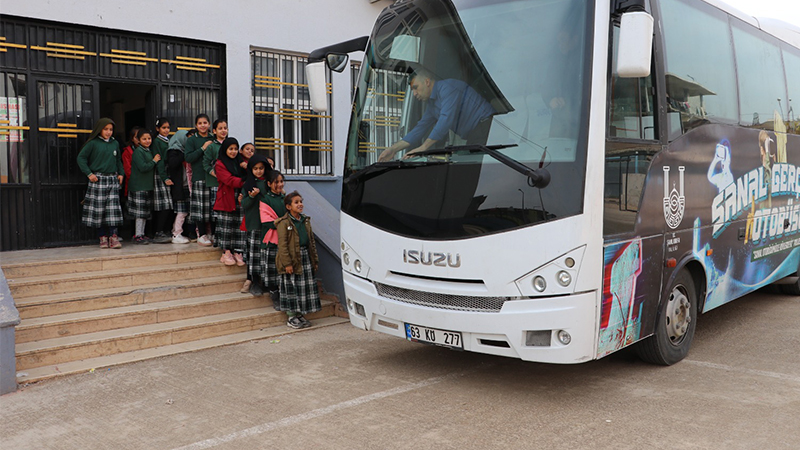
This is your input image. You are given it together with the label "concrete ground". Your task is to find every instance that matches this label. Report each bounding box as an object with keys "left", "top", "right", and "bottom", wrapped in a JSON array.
[{"left": 1, "top": 288, "right": 798, "bottom": 450}]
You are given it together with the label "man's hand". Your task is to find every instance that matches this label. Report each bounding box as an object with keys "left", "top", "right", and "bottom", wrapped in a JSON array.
[
  {"left": 378, "top": 148, "right": 398, "bottom": 162},
  {"left": 402, "top": 147, "right": 424, "bottom": 159},
  {"left": 378, "top": 141, "right": 411, "bottom": 162},
  {"left": 401, "top": 139, "right": 436, "bottom": 160}
]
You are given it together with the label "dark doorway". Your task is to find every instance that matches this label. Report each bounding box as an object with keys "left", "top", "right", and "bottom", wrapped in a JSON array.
[{"left": 99, "top": 81, "right": 156, "bottom": 144}]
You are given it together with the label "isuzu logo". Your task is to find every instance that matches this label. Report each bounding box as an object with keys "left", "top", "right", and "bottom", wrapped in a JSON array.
[{"left": 403, "top": 250, "right": 461, "bottom": 267}]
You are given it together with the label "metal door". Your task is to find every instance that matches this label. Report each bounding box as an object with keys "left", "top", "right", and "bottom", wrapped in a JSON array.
[{"left": 34, "top": 78, "right": 98, "bottom": 246}]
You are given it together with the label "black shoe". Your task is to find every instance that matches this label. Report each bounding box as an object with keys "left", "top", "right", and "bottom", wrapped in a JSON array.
[
  {"left": 287, "top": 316, "right": 303, "bottom": 329},
  {"left": 249, "top": 283, "right": 263, "bottom": 296},
  {"left": 269, "top": 290, "right": 280, "bottom": 310},
  {"left": 297, "top": 315, "right": 311, "bottom": 328},
  {"left": 153, "top": 231, "right": 172, "bottom": 244}
]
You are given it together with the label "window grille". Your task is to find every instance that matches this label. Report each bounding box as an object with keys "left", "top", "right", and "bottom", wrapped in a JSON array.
[{"left": 252, "top": 50, "right": 333, "bottom": 175}]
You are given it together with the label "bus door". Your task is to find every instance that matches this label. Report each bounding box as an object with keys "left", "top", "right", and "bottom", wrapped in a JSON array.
[{"left": 599, "top": 16, "right": 665, "bottom": 358}]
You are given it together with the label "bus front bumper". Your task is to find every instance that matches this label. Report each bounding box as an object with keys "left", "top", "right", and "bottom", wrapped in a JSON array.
[{"left": 343, "top": 272, "right": 598, "bottom": 364}]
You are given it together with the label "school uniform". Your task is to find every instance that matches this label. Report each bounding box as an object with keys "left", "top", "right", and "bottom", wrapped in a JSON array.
[
  {"left": 241, "top": 177, "right": 267, "bottom": 284},
  {"left": 166, "top": 132, "right": 191, "bottom": 215},
  {"left": 184, "top": 133, "right": 214, "bottom": 224},
  {"left": 213, "top": 139, "right": 246, "bottom": 253},
  {"left": 275, "top": 213, "right": 321, "bottom": 314},
  {"left": 128, "top": 145, "right": 156, "bottom": 219},
  {"left": 151, "top": 135, "right": 173, "bottom": 212},
  {"left": 259, "top": 190, "right": 286, "bottom": 289},
  {"left": 77, "top": 134, "right": 124, "bottom": 228}
]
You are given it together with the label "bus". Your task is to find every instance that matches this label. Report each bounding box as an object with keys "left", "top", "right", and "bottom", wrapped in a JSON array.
[{"left": 305, "top": 0, "right": 800, "bottom": 365}]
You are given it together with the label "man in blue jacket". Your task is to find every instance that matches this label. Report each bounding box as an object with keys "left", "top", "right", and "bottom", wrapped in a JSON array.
[{"left": 378, "top": 69, "right": 495, "bottom": 162}]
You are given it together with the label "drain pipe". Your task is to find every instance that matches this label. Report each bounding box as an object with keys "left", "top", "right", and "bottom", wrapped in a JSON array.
[{"left": 0, "top": 269, "right": 20, "bottom": 395}]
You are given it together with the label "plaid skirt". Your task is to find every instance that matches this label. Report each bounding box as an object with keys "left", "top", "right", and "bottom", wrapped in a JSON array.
[
  {"left": 246, "top": 231, "right": 264, "bottom": 282},
  {"left": 173, "top": 186, "right": 190, "bottom": 214},
  {"left": 214, "top": 209, "right": 246, "bottom": 252},
  {"left": 209, "top": 186, "right": 218, "bottom": 218},
  {"left": 190, "top": 180, "right": 210, "bottom": 223},
  {"left": 82, "top": 175, "right": 123, "bottom": 228},
  {"left": 277, "top": 247, "right": 321, "bottom": 314},
  {"left": 153, "top": 174, "right": 173, "bottom": 211},
  {"left": 128, "top": 190, "right": 153, "bottom": 219},
  {"left": 261, "top": 244, "right": 279, "bottom": 289}
]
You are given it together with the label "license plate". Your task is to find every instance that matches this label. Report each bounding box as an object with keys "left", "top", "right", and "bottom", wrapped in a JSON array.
[{"left": 405, "top": 323, "right": 463, "bottom": 350}]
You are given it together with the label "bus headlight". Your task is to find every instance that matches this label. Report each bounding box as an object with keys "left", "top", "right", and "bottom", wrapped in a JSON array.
[
  {"left": 514, "top": 246, "right": 585, "bottom": 296},
  {"left": 557, "top": 330, "right": 572, "bottom": 345},
  {"left": 557, "top": 270, "right": 572, "bottom": 287},
  {"left": 533, "top": 276, "right": 547, "bottom": 292},
  {"left": 354, "top": 259, "right": 363, "bottom": 273},
  {"left": 343, "top": 253, "right": 350, "bottom": 265}
]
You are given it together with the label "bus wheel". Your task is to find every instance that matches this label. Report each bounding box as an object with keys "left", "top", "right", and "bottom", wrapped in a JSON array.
[
  {"left": 780, "top": 268, "right": 800, "bottom": 295},
  {"left": 635, "top": 270, "right": 697, "bottom": 365}
]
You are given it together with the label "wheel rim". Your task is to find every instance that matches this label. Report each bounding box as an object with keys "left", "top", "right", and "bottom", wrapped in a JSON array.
[{"left": 665, "top": 284, "right": 692, "bottom": 345}]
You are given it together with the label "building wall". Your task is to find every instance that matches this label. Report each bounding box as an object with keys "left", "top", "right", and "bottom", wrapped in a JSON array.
[{"left": 2, "top": 0, "right": 386, "bottom": 177}]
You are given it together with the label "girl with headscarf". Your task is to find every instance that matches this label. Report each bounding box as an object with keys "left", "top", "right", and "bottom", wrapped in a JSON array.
[
  {"left": 213, "top": 137, "right": 247, "bottom": 266},
  {"left": 166, "top": 129, "right": 195, "bottom": 243},
  {"left": 77, "top": 118, "right": 125, "bottom": 249},
  {"left": 239, "top": 154, "right": 269, "bottom": 295},
  {"left": 150, "top": 118, "right": 174, "bottom": 244}
]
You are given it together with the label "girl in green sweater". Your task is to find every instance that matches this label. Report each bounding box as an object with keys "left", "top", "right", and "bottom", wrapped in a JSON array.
[
  {"left": 240, "top": 154, "right": 269, "bottom": 295},
  {"left": 77, "top": 118, "right": 124, "bottom": 249},
  {"left": 184, "top": 114, "right": 214, "bottom": 246},
  {"left": 128, "top": 129, "right": 161, "bottom": 244}
]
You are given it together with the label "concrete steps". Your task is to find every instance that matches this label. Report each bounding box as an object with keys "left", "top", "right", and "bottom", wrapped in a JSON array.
[
  {"left": 15, "top": 316, "right": 348, "bottom": 385},
  {"left": 1, "top": 245, "right": 343, "bottom": 384},
  {"left": 16, "top": 303, "right": 336, "bottom": 371}
]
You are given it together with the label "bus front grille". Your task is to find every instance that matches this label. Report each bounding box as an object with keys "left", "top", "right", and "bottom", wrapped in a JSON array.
[{"left": 374, "top": 283, "right": 509, "bottom": 313}]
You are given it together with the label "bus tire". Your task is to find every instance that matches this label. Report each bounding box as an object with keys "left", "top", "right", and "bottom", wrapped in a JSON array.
[
  {"left": 635, "top": 269, "right": 697, "bottom": 365},
  {"left": 780, "top": 281, "right": 800, "bottom": 296}
]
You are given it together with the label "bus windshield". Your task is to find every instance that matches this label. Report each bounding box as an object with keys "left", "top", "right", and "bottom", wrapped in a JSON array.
[{"left": 343, "top": 0, "right": 593, "bottom": 239}]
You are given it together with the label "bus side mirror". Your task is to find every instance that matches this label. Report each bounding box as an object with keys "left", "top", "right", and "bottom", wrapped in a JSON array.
[
  {"left": 307, "top": 61, "right": 328, "bottom": 112},
  {"left": 616, "top": 11, "right": 654, "bottom": 78},
  {"left": 326, "top": 53, "right": 349, "bottom": 73}
]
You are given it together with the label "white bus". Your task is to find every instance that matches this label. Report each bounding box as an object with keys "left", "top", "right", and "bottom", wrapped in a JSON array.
[{"left": 306, "top": 0, "right": 800, "bottom": 365}]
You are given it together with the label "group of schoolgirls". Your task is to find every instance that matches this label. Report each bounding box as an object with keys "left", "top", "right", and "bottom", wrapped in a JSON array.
[
  {"left": 79, "top": 116, "right": 322, "bottom": 329},
  {"left": 118, "top": 118, "right": 180, "bottom": 245},
  {"left": 240, "top": 158, "right": 323, "bottom": 328}
]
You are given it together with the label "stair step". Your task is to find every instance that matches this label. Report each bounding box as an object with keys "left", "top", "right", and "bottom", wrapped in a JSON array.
[
  {"left": 15, "top": 317, "right": 349, "bottom": 385},
  {"left": 14, "top": 274, "right": 247, "bottom": 319},
  {"left": 16, "top": 302, "right": 336, "bottom": 370},
  {"left": 8, "top": 260, "right": 244, "bottom": 299},
  {"left": 1, "top": 245, "right": 220, "bottom": 278},
  {"left": 15, "top": 292, "right": 271, "bottom": 343}
]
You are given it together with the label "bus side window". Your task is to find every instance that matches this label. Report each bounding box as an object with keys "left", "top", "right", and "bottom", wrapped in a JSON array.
[
  {"left": 604, "top": 18, "right": 659, "bottom": 238},
  {"left": 659, "top": 0, "right": 738, "bottom": 141},
  {"left": 607, "top": 25, "right": 658, "bottom": 140}
]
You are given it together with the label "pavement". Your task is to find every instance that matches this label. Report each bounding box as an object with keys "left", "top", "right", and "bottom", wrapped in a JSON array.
[{"left": 1, "top": 289, "right": 799, "bottom": 450}]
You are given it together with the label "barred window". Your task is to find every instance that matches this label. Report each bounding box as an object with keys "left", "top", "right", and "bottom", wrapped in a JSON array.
[{"left": 252, "top": 50, "right": 333, "bottom": 175}]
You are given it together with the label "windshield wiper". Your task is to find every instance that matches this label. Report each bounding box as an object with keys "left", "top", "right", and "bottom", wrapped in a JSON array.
[
  {"left": 344, "top": 160, "right": 449, "bottom": 185},
  {"left": 415, "top": 144, "right": 551, "bottom": 188}
]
